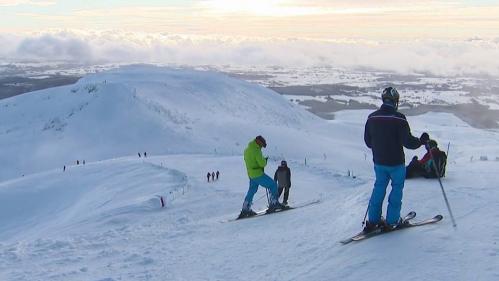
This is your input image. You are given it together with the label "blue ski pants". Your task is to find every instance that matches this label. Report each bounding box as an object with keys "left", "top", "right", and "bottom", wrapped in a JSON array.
[
  {"left": 242, "top": 174, "right": 279, "bottom": 210},
  {"left": 368, "top": 164, "right": 406, "bottom": 225}
]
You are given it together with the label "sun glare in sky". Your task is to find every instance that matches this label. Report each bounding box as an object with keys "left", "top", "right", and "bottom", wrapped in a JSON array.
[{"left": 201, "top": 0, "right": 323, "bottom": 17}]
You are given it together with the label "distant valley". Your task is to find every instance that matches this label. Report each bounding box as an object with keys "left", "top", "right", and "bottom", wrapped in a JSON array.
[{"left": 2, "top": 62, "right": 498, "bottom": 129}]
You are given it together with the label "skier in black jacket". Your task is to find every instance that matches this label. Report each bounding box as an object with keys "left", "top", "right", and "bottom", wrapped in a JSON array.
[
  {"left": 363, "top": 87, "right": 429, "bottom": 232},
  {"left": 274, "top": 160, "right": 291, "bottom": 205}
]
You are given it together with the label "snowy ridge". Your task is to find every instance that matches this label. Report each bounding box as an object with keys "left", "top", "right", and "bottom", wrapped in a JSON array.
[
  {"left": 0, "top": 159, "right": 188, "bottom": 242},
  {"left": 0, "top": 65, "right": 334, "bottom": 181}
]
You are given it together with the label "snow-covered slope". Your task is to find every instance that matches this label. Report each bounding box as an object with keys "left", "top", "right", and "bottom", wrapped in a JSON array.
[
  {"left": 0, "top": 65, "right": 343, "bottom": 181},
  {"left": 0, "top": 159, "right": 187, "bottom": 242},
  {"left": 1, "top": 66, "right": 499, "bottom": 281}
]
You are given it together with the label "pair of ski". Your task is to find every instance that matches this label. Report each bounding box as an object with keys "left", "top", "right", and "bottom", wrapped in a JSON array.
[
  {"left": 340, "top": 211, "right": 443, "bottom": 245},
  {"left": 224, "top": 199, "right": 321, "bottom": 222}
]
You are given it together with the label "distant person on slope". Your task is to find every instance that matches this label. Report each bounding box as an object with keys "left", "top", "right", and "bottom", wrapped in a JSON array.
[
  {"left": 239, "top": 136, "right": 285, "bottom": 218},
  {"left": 216, "top": 170, "right": 220, "bottom": 180},
  {"left": 406, "top": 140, "right": 447, "bottom": 179},
  {"left": 212, "top": 171, "right": 215, "bottom": 181},
  {"left": 207, "top": 172, "right": 211, "bottom": 182},
  {"left": 274, "top": 160, "right": 291, "bottom": 206},
  {"left": 363, "top": 87, "right": 429, "bottom": 232}
]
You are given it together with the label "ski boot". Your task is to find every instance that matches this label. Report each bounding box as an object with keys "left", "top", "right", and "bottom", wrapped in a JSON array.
[
  {"left": 363, "top": 217, "right": 394, "bottom": 233},
  {"left": 377, "top": 218, "right": 401, "bottom": 232},
  {"left": 380, "top": 222, "right": 396, "bottom": 232},
  {"left": 238, "top": 209, "right": 257, "bottom": 219},
  {"left": 394, "top": 217, "right": 410, "bottom": 229},
  {"left": 362, "top": 221, "right": 378, "bottom": 234},
  {"left": 266, "top": 202, "right": 286, "bottom": 213}
]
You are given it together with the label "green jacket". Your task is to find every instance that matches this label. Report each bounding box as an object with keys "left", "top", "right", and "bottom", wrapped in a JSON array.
[{"left": 244, "top": 140, "right": 267, "bottom": 179}]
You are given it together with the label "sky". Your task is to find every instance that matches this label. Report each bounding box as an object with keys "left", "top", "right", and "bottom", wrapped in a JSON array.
[
  {"left": 1, "top": 1, "right": 499, "bottom": 76},
  {"left": 2, "top": 0, "right": 499, "bottom": 39}
]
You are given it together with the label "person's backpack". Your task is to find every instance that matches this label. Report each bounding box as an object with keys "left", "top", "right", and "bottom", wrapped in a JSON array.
[{"left": 429, "top": 151, "right": 447, "bottom": 178}]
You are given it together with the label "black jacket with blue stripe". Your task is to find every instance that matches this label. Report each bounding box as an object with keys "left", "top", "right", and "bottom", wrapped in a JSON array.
[{"left": 364, "top": 104, "right": 422, "bottom": 166}]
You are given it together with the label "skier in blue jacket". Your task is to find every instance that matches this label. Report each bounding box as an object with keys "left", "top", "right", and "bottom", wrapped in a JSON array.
[{"left": 363, "top": 87, "right": 429, "bottom": 232}]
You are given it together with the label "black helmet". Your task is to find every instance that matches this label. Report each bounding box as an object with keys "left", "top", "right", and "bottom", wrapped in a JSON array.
[
  {"left": 426, "top": 139, "right": 438, "bottom": 149},
  {"left": 382, "top": 87, "right": 400, "bottom": 104},
  {"left": 281, "top": 160, "right": 287, "bottom": 166},
  {"left": 255, "top": 135, "right": 267, "bottom": 148}
]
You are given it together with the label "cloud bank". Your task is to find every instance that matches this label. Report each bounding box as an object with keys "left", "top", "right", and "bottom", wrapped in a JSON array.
[{"left": 1, "top": 31, "right": 499, "bottom": 77}]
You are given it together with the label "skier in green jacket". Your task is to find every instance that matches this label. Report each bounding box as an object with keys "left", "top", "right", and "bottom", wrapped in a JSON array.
[{"left": 239, "top": 135, "right": 285, "bottom": 218}]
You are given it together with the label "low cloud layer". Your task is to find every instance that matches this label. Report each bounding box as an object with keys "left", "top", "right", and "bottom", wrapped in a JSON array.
[{"left": 1, "top": 31, "right": 499, "bottom": 77}]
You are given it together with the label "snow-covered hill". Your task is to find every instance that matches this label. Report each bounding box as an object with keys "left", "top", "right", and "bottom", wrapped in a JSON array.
[
  {"left": 0, "top": 65, "right": 346, "bottom": 182},
  {"left": 1, "top": 66, "right": 499, "bottom": 281}
]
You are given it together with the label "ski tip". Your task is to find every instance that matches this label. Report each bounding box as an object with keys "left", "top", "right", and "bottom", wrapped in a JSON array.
[{"left": 339, "top": 239, "right": 353, "bottom": 245}]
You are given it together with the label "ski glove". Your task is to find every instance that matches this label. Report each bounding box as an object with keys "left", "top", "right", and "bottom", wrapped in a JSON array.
[{"left": 420, "top": 132, "right": 430, "bottom": 144}]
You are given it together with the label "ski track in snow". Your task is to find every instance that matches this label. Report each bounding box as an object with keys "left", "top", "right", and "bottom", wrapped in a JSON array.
[{"left": 0, "top": 66, "right": 498, "bottom": 280}]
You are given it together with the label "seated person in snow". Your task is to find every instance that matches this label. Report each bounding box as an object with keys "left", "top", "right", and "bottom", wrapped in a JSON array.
[{"left": 406, "top": 140, "right": 447, "bottom": 179}]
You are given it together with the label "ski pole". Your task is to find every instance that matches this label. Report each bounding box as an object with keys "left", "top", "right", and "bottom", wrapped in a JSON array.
[
  {"left": 265, "top": 188, "right": 270, "bottom": 207},
  {"left": 362, "top": 196, "right": 371, "bottom": 226},
  {"left": 429, "top": 148, "right": 457, "bottom": 228}
]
